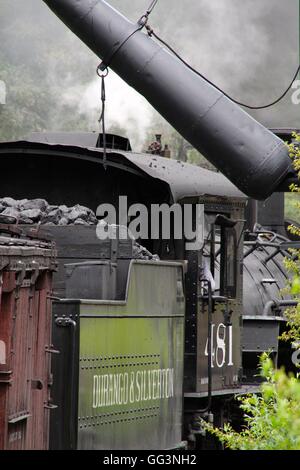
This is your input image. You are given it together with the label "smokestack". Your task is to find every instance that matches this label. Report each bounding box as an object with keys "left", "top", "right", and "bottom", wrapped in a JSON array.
[{"left": 42, "top": 0, "right": 293, "bottom": 199}]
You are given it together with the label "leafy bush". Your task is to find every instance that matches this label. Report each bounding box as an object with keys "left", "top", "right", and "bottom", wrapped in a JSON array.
[
  {"left": 280, "top": 133, "right": 300, "bottom": 343},
  {"left": 204, "top": 354, "right": 300, "bottom": 450}
]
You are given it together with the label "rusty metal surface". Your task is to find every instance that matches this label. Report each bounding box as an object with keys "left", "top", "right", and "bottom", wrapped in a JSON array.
[{"left": 0, "top": 232, "right": 55, "bottom": 449}]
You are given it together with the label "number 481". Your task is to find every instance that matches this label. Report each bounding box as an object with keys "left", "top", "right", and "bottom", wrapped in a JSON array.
[{"left": 204, "top": 323, "right": 233, "bottom": 368}]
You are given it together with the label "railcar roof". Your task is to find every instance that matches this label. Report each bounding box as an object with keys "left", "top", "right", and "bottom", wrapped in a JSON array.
[{"left": 0, "top": 139, "right": 246, "bottom": 202}]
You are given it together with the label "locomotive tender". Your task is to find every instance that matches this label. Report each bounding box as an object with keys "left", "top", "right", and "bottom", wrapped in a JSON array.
[{"left": 0, "top": 0, "right": 297, "bottom": 450}]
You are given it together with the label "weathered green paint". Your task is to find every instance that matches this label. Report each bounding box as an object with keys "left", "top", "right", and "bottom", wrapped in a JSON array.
[{"left": 76, "top": 261, "right": 185, "bottom": 450}]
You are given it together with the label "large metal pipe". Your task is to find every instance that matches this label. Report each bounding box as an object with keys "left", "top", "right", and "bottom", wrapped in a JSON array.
[{"left": 42, "top": 0, "right": 293, "bottom": 199}]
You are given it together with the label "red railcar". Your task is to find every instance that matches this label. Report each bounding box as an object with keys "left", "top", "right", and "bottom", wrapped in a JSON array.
[{"left": 0, "top": 227, "right": 56, "bottom": 449}]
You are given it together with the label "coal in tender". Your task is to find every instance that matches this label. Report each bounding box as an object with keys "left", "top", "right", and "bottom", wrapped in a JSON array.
[
  {"left": 0, "top": 198, "right": 99, "bottom": 226},
  {"left": 1, "top": 197, "right": 19, "bottom": 208},
  {"left": 20, "top": 209, "right": 44, "bottom": 222},
  {"left": 43, "top": 208, "right": 64, "bottom": 224},
  {"left": 133, "top": 242, "right": 160, "bottom": 261},
  {"left": 21, "top": 199, "right": 48, "bottom": 212},
  {"left": 58, "top": 217, "right": 69, "bottom": 226},
  {"left": 67, "top": 204, "right": 91, "bottom": 223},
  {"left": 1, "top": 206, "right": 20, "bottom": 221},
  {"left": 74, "top": 218, "right": 89, "bottom": 225}
]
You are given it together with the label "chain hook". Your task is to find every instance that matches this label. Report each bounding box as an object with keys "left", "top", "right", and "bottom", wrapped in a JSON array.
[
  {"left": 97, "top": 64, "right": 109, "bottom": 170},
  {"left": 97, "top": 64, "right": 109, "bottom": 78},
  {"left": 138, "top": 14, "right": 148, "bottom": 27}
]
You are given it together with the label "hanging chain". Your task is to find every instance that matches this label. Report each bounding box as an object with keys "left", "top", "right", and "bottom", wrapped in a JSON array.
[
  {"left": 97, "top": 65, "right": 109, "bottom": 170},
  {"left": 95, "top": 1, "right": 160, "bottom": 169}
]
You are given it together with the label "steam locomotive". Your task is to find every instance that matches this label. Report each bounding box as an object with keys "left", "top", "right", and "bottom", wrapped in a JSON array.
[{"left": 0, "top": 0, "right": 298, "bottom": 450}]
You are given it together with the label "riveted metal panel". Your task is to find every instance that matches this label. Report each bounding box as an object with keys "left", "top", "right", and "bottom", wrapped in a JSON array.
[
  {"left": 52, "top": 260, "right": 185, "bottom": 450},
  {"left": 242, "top": 320, "right": 280, "bottom": 352},
  {"left": 78, "top": 316, "right": 183, "bottom": 449},
  {"left": 77, "top": 261, "right": 185, "bottom": 450}
]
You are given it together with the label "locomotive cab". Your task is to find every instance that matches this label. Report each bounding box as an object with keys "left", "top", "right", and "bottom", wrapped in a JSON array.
[{"left": 182, "top": 196, "right": 245, "bottom": 445}]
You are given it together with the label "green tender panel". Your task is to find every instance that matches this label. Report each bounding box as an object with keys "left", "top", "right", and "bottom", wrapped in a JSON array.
[{"left": 77, "top": 261, "right": 185, "bottom": 450}]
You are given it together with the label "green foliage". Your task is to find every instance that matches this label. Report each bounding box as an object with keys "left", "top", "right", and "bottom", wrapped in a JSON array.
[
  {"left": 280, "top": 133, "right": 300, "bottom": 343},
  {"left": 203, "top": 354, "right": 300, "bottom": 450},
  {"left": 285, "top": 193, "right": 300, "bottom": 224}
]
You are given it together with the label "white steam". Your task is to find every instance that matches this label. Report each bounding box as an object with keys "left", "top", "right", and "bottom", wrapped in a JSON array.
[{"left": 63, "top": 72, "right": 153, "bottom": 150}]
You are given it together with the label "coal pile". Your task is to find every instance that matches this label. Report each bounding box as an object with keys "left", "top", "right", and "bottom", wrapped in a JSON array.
[
  {"left": 133, "top": 243, "right": 160, "bottom": 261},
  {"left": 0, "top": 197, "right": 159, "bottom": 261},
  {"left": 95, "top": 222, "right": 160, "bottom": 261},
  {"left": 0, "top": 197, "right": 98, "bottom": 226}
]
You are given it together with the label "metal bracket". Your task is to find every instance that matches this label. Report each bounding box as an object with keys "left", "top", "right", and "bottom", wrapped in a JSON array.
[
  {"left": 222, "top": 308, "right": 233, "bottom": 326},
  {"left": 44, "top": 402, "right": 58, "bottom": 410},
  {"left": 8, "top": 413, "right": 31, "bottom": 424},
  {"left": 261, "top": 278, "right": 277, "bottom": 285},
  {"left": 15, "top": 261, "right": 26, "bottom": 287},
  {"left": 30, "top": 261, "right": 40, "bottom": 286},
  {"left": 55, "top": 317, "right": 76, "bottom": 328},
  {"left": 0, "top": 370, "right": 12, "bottom": 384},
  {"left": 45, "top": 345, "right": 60, "bottom": 355}
]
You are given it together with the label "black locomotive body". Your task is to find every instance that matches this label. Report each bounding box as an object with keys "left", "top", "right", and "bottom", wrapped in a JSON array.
[
  {"left": 0, "top": 130, "right": 295, "bottom": 449},
  {"left": 0, "top": 0, "right": 298, "bottom": 450}
]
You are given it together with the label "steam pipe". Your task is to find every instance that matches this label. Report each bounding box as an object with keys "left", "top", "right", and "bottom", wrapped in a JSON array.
[
  {"left": 42, "top": 0, "right": 293, "bottom": 200},
  {"left": 263, "top": 299, "right": 298, "bottom": 317},
  {"left": 191, "top": 279, "right": 213, "bottom": 416}
]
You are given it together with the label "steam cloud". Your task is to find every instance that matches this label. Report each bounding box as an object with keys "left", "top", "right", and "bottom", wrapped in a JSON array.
[
  {"left": 1, "top": 0, "right": 299, "bottom": 148},
  {"left": 63, "top": 71, "right": 154, "bottom": 150}
]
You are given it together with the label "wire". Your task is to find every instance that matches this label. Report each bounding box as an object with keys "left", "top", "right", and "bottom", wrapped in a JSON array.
[
  {"left": 146, "top": 25, "right": 300, "bottom": 110},
  {"left": 146, "top": 0, "right": 159, "bottom": 16},
  {"left": 100, "top": 0, "right": 298, "bottom": 111},
  {"left": 138, "top": 0, "right": 159, "bottom": 26},
  {"left": 100, "top": 1, "right": 159, "bottom": 70}
]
